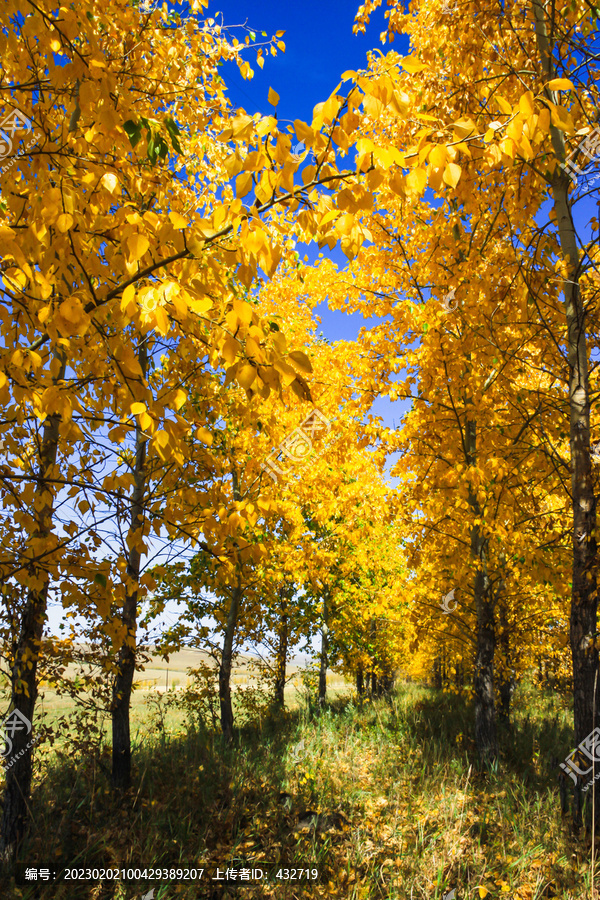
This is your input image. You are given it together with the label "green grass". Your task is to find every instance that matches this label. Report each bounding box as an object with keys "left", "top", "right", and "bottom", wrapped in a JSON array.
[{"left": 0, "top": 679, "right": 593, "bottom": 899}]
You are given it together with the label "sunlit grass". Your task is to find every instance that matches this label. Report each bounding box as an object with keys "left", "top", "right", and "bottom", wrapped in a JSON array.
[{"left": 0, "top": 679, "right": 591, "bottom": 899}]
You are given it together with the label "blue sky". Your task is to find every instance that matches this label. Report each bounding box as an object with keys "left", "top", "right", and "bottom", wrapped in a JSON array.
[
  {"left": 217, "top": 0, "right": 399, "bottom": 124},
  {"left": 216, "top": 0, "right": 410, "bottom": 433},
  {"left": 45, "top": 3, "right": 406, "bottom": 639}
]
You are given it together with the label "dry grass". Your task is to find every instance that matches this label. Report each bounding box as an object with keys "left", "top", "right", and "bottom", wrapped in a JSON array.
[{"left": 1, "top": 679, "right": 589, "bottom": 900}]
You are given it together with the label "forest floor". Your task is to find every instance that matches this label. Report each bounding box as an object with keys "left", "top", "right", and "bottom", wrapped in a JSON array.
[{"left": 1, "top": 679, "right": 594, "bottom": 900}]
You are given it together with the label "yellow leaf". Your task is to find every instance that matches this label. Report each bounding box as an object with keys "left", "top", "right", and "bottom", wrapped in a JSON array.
[
  {"left": 478, "top": 888, "right": 490, "bottom": 899},
  {"left": 453, "top": 117, "right": 477, "bottom": 139},
  {"left": 188, "top": 296, "right": 213, "bottom": 315},
  {"left": 196, "top": 427, "right": 213, "bottom": 445},
  {"left": 548, "top": 78, "right": 575, "bottom": 91},
  {"left": 288, "top": 350, "right": 313, "bottom": 373},
  {"left": 5, "top": 268, "right": 27, "bottom": 290},
  {"left": 236, "top": 171, "right": 254, "bottom": 198},
  {"left": 429, "top": 144, "right": 447, "bottom": 168},
  {"left": 127, "top": 233, "right": 150, "bottom": 262},
  {"left": 274, "top": 359, "right": 297, "bottom": 386},
  {"left": 155, "top": 430, "right": 170, "bottom": 449},
  {"left": 121, "top": 284, "right": 136, "bottom": 311},
  {"left": 268, "top": 87, "right": 280, "bottom": 106},
  {"left": 172, "top": 389, "right": 186, "bottom": 411},
  {"left": 233, "top": 298, "right": 254, "bottom": 325},
  {"left": 222, "top": 336, "right": 239, "bottom": 366},
  {"left": 56, "top": 213, "right": 74, "bottom": 233},
  {"left": 59, "top": 297, "right": 84, "bottom": 324},
  {"left": 169, "top": 211, "right": 187, "bottom": 229},
  {"left": 139, "top": 411, "right": 152, "bottom": 431},
  {"left": 336, "top": 213, "right": 355, "bottom": 237},
  {"left": 294, "top": 120, "right": 313, "bottom": 143},
  {"left": 519, "top": 91, "right": 535, "bottom": 116},
  {"left": 237, "top": 364, "right": 257, "bottom": 389},
  {"left": 443, "top": 162, "right": 462, "bottom": 187},
  {"left": 101, "top": 173, "right": 118, "bottom": 194},
  {"left": 549, "top": 103, "right": 574, "bottom": 133},
  {"left": 407, "top": 166, "right": 427, "bottom": 193},
  {"left": 131, "top": 402, "right": 146, "bottom": 416},
  {"left": 401, "top": 56, "right": 428, "bottom": 73}
]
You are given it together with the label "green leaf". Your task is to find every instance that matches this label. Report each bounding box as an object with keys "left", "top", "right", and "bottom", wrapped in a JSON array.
[
  {"left": 123, "top": 119, "right": 143, "bottom": 148},
  {"left": 94, "top": 573, "right": 107, "bottom": 588},
  {"left": 165, "top": 117, "right": 183, "bottom": 154},
  {"left": 158, "top": 136, "right": 169, "bottom": 159}
]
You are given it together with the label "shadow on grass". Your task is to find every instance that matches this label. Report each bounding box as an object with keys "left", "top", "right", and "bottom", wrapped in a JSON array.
[{"left": 3, "top": 680, "right": 577, "bottom": 899}]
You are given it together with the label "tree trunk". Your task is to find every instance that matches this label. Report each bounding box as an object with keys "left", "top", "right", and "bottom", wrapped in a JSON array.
[
  {"left": 273, "top": 594, "right": 288, "bottom": 708},
  {"left": 318, "top": 591, "right": 328, "bottom": 706},
  {"left": 455, "top": 662, "right": 464, "bottom": 689},
  {"left": 111, "top": 343, "right": 147, "bottom": 791},
  {"left": 380, "top": 671, "right": 394, "bottom": 695},
  {"left": 356, "top": 665, "right": 364, "bottom": 697},
  {"left": 533, "top": 0, "right": 598, "bottom": 828},
  {"left": 371, "top": 671, "right": 378, "bottom": 697},
  {"left": 497, "top": 589, "right": 514, "bottom": 727},
  {"left": 218, "top": 470, "right": 244, "bottom": 742},
  {"left": 433, "top": 655, "right": 442, "bottom": 690},
  {"left": 467, "top": 418, "right": 498, "bottom": 765},
  {"left": 219, "top": 582, "right": 242, "bottom": 741},
  {"left": 0, "top": 355, "right": 65, "bottom": 862}
]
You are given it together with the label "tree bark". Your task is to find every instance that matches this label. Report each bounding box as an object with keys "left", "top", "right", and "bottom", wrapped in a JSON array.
[
  {"left": 433, "top": 655, "right": 442, "bottom": 690},
  {"left": 318, "top": 591, "right": 328, "bottom": 706},
  {"left": 467, "top": 418, "right": 498, "bottom": 765},
  {"left": 356, "top": 665, "right": 364, "bottom": 697},
  {"left": 533, "top": 0, "right": 598, "bottom": 828},
  {"left": 497, "top": 600, "right": 514, "bottom": 727},
  {"left": 496, "top": 563, "right": 514, "bottom": 728},
  {"left": 219, "top": 581, "right": 242, "bottom": 741},
  {"left": 455, "top": 662, "right": 464, "bottom": 690},
  {"left": 273, "top": 592, "right": 289, "bottom": 708},
  {"left": 111, "top": 342, "right": 147, "bottom": 791},
  {"left": 1, "top": 355, "right": 66, "bottom": 861}
]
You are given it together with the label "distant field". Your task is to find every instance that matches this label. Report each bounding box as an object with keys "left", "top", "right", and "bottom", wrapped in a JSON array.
[{"left": 0, "top": 649, "right": 351, "bottom": 734}]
